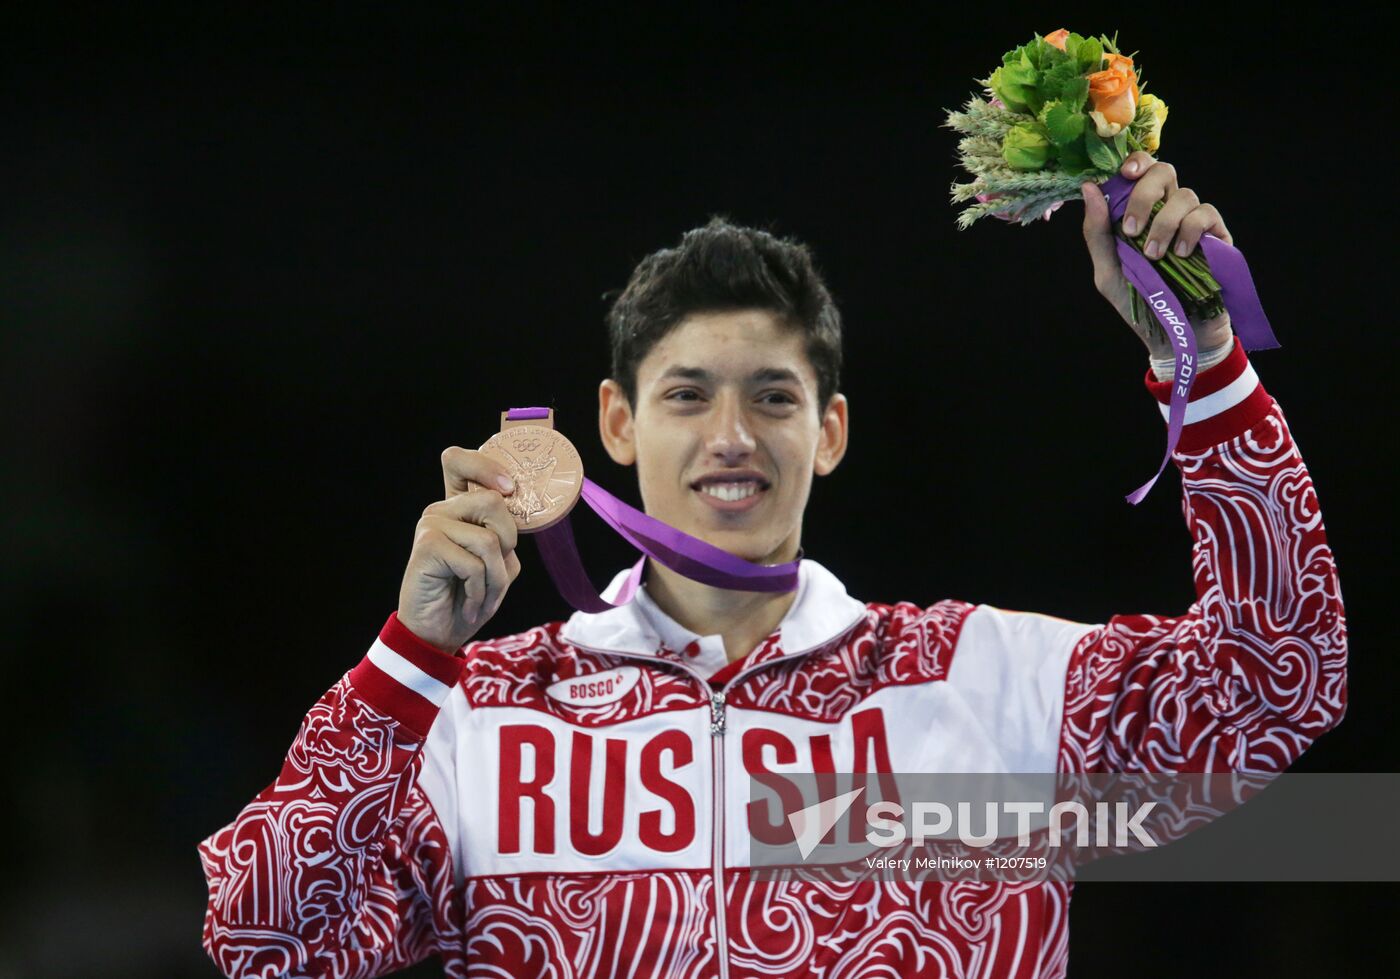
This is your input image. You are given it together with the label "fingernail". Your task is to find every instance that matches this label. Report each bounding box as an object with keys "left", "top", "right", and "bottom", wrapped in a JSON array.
[
  {"left": 1145, "top": 240, "right": 1162, "bottom": 259},
  {"left": 1175, "top": 240, "right": 1190, "bottom": 256},
  {"left": 1125, "top": 161, "right": 1138, "bottom": 174},
  {"left": 1123, "top": 216, "right": 1138, "bottom": 235},
  {"left": 496, "top": 474, "right": 515, "bottom": 493}
]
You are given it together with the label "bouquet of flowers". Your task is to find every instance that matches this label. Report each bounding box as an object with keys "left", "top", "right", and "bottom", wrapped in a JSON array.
[{"left": 943, "top": 29, "right": 1224, "bottom": 328}]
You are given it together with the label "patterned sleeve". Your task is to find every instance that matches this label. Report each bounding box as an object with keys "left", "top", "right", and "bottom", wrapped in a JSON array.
[
  {"left": 197, "top": 613, "right": 466, "bottom": 978},
  {"left": 1058, "top": 340, "right": 1348, "bottom": 773}
]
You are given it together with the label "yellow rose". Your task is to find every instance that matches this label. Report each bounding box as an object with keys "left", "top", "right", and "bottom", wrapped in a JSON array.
[{"left": 1140, "top": 93, "right": 1168, "bottom": 153}]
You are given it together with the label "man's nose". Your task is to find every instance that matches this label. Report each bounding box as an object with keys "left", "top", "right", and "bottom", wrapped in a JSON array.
[{"left": 705, "top": 394, "right": 756, "bottom": 462}]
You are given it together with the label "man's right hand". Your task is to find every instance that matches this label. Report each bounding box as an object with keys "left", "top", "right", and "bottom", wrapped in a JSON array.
[{"left": 396, "top": 447, "right": 522, "bottom": 653}]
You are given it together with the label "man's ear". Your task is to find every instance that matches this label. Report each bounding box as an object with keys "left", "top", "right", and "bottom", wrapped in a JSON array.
[
  {"left": 813, "top": 393, "right": 849, "bottom": 476},
  {"left": 598, "top": 378, "right": 637, "bottom": 466}
]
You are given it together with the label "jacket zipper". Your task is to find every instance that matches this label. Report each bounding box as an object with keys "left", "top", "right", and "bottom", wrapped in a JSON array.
[
  {"left": 709, "top": 689, "right": 729, "bottom": 979},
  {"left": 566, "top": 610, "right": 864, "bottom": 979}
]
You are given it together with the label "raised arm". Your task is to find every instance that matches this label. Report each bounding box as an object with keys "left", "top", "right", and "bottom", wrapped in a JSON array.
[
  {"left": 197, "top": 613, "right": 467, "bottom": 977},
  {"left": 1058, "top": 339, "right": 1347, "bottom": 772},
  {"left": 198, "top": 445, "right": 521, "bottom": 976}
]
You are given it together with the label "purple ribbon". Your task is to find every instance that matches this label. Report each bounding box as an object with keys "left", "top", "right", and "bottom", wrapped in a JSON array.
[
  {"left": 1098, "top": 175, "right": 1280, "bottom": 504},
  {"left": 503, "top": 407, "right": 801, "bottom": 612}
]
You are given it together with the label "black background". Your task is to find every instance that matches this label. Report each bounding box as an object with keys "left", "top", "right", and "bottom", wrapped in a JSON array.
[{"left": 4, "top": 4, "right": 1395, "bottom": 976}]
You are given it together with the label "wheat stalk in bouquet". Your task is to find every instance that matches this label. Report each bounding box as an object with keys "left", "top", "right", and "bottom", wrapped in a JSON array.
[{"left": 943, "top": 28, "right": 1224, "bottom": 328}]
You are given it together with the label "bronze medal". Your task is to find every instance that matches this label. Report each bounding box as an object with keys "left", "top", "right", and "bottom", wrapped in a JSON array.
[{"left": 470, "top": 408, "right": 583, "bottom": 533}]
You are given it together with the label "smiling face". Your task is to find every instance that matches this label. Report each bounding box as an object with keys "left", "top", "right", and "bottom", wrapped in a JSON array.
[{"left": 598, "top": 308, "right": 848, "bottom": 565}]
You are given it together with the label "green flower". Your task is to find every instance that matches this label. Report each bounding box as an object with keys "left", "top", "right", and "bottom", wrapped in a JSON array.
[
  {"left": 1003, "top": 124, "right": 1052, "bottom": 171},
  {"left": 989, "top": 62, "right": 1038, "bottom": 114}
]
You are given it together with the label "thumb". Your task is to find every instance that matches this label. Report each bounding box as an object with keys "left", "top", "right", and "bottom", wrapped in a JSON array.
[{"left": 1080, "top": 180, "right": 1119, "bottom": 276}]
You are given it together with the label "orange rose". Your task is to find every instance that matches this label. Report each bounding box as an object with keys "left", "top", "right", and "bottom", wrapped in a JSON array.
[
  {"left": 1045, "top": 28, "right": 1070, "bottom": 51},
  {"left": 1102, "top": 53, "right": 1140, "bottom": 102},
  {"left": 1088, "top": 54, "right": 1139, "bottom": 137}
]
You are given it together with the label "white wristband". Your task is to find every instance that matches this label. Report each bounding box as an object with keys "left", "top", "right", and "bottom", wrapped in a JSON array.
[{"left": 1150, "top": 335, "right": 1235, "bottom": 382}]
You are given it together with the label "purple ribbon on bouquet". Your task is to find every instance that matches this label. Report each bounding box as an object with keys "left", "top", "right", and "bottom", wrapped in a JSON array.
[
  {"left": 1098, "top": 175, "right": 1280, "bottom": 504},
  {"left": 503, "top": 407, "right": 800, "bottom": 613}
]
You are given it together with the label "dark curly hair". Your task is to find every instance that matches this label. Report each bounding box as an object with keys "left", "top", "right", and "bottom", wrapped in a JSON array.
[{"left": 604, "top": 216, "right": 843, "bottom": 410}]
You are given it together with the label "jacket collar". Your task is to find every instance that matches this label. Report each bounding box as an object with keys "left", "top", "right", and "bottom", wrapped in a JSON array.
[{"left": 558, "top": 558, "right": 867, "bottom": 661}]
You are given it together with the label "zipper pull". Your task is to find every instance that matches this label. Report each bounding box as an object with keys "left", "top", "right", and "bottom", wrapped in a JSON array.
[{"left": 709, "top": 691, "right": 727, "bottom": 736}]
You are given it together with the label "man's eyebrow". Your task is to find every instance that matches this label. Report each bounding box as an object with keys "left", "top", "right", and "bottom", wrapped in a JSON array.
[
  {"left": 657, "top": 366, "right": 712, "bottom": 382},
  {"left": 750, "top": 367, "right": 802, "bottom": 385},
  {"left": 655, "top": 365, "right": 804, "bottom": 384}
]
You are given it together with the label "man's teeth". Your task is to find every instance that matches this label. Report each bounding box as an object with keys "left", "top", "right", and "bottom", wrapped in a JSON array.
[{"left": 701, "top": 482, "right": 760, "bottom": 502}]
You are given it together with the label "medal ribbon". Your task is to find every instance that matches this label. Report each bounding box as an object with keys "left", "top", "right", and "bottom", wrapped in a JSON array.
[
  {"left": 1098, "top": 175, "right": 1280, "bottom": 504},
  {"left": 505, "top": 407, "right": 801, "bottom": 612}
]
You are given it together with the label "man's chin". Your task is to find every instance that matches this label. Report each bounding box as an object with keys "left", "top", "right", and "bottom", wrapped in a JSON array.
[{"left": 684, "top": 524, "right": 787, "bottom": 566}]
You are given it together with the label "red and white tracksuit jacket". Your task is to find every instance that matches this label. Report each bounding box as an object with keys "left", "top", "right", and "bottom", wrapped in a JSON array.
[{"left": 198, "top": 339, "right": 1347, "bottom": 978}]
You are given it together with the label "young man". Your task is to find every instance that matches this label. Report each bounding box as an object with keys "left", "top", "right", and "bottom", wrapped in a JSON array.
[{"left": 198, "top": 153, "right": 1347, "bottom": 978}]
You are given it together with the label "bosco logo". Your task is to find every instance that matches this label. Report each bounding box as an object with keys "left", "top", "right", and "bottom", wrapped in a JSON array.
[{"left": 544, "top": 666, "right": 641, "bottom": 706}]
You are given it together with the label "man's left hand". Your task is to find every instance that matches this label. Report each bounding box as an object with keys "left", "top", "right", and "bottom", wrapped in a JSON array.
[{"left": 1081, "top": 151, "right": 1234, "bottom": 359}]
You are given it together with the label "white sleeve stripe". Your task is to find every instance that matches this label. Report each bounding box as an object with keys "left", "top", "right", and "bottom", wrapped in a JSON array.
[
  {"left": 1157, "top": 361, "right": 1259, "bottom": 424},
  {"left": 367, "top": 639, "right": 452, "bottom": 705},
  {"left": 947, "top": 606, "right": 1099, "bottom": 773}
]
